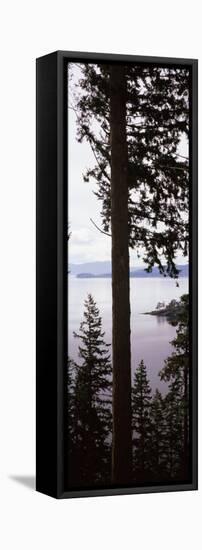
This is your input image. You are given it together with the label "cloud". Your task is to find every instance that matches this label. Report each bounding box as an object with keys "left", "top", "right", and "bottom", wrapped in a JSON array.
[
  {"left": 71, "top": 228, "right": 94, "bottom": 246},
  {"left": 69, "top": 225, "right": 111, "bottom": 263}
]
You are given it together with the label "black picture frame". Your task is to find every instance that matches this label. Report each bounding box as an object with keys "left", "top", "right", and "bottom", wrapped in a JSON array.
[{"left": 36, "top": 50, "right": 198, "bottom": 499}]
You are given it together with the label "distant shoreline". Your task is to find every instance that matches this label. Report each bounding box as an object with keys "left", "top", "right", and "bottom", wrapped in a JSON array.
[
  {"left": 143, "top": 308, "right": 175, "bottom": 317},
  {"left": 69, "top": 262, "right": 188, "bottom": 279},
  {"left": 75, "top": 269, "right": 188, "bottom": 280}
]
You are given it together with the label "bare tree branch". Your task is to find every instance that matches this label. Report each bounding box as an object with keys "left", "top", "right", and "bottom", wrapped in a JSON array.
[{"left": 90, "top": 218, "right": 112, "bottom": 237}]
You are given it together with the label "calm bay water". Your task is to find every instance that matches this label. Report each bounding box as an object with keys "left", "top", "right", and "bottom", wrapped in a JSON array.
[{"left": 68, "top": 277, "right": 188, "bottom": 394}]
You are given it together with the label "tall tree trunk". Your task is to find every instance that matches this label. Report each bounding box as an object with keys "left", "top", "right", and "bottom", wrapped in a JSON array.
[{"left": 110, "top": 64, "right": 132, "bottom": 483}]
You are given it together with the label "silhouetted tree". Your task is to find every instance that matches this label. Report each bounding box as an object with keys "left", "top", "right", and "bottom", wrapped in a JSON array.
[
  {"left": 68, "top": 294, "right": 112, "bottom": 487},
  {"left": 150, "top": 389, "right": 169, "bottom": 480},
  {"left": 73, "top": 64, "right": 189, "bottom": 273},
  {"left": 160, "top": 294, "right": 189, "bottom": 478},
  {"left": 132, "top": 360, "right": 152, "bottom": 480},
  {"left": 66, "top": 358, "right": 79, "bottom": 484},
  {"left": 163, "top": 379, "right": 184, "bottom": 478},
  {"left": 156, "top": 301, "right": 166, "bottom": 310}
]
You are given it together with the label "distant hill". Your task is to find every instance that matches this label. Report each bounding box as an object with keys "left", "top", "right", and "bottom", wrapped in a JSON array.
[
  {"left": 130, "top": 264, "right": 188, "bottom": 278},
  {"left": 69, "top": 263, "right": 189, "bottom": 279},
  {"left": 69, "top": 261, "right": 112, "bottom": 276}
]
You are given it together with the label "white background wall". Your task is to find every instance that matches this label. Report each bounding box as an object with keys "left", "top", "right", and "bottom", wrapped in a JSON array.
[{"left": 0, "top": 1, "right": 200, "bottom": 548}]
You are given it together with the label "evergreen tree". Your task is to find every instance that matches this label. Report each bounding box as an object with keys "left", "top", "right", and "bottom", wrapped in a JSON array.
[
  {"left": 150, "top": 389, "right": 169, "bottom": 481},
  {"left": 69, "top": 294, "right": 112, "bottom": 487},
  {"left": 132, "top": 360, "right": 152, "bottom": 480},
  {"left": 159, "top": 294, "right": 189, "bottom": 478},
  {"left": 66, "top": 357, "right": 79, "bottom": 485},
  {"left": 72, "top": 63, "right": 189, "bottom": 275},
  {"left": 163, "top": 379, "right": 184, "bottom": 479}
]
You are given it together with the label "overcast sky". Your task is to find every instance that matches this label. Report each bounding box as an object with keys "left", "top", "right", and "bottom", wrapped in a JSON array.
[
  {"left": 68, "top": 106, "right": 112, "bottom": 264},
  {"left": 68, "top": 65, "right": 189, "bottom": 267}
]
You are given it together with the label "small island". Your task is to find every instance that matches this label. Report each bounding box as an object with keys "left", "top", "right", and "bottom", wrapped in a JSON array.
[{"left": 144, "top": 295, "right": 188, "bottom": 324}]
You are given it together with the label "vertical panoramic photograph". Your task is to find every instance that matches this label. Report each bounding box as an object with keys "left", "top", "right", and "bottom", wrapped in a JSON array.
[{"left": 65, "top": 61, "right": 190, "bottom": 490}]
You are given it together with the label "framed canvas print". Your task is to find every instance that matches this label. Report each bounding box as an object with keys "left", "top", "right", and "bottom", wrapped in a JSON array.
[{"left": 36, "top": 51, "right": 198, "bottom": 498}]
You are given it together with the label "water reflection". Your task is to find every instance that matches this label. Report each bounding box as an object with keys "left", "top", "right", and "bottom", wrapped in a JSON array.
[{"left": 68, "top": 277, "right": 189, "bottom": 394}]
